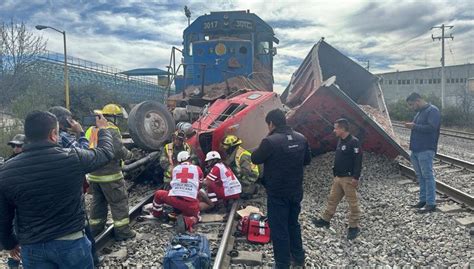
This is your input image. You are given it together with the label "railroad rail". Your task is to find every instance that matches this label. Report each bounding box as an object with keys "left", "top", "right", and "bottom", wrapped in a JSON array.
[
  {"left": 392, "top": 121, "right": 474, "bottom": 141},
  {"left": 435, "top": 152, "right": 474, "bottom": 171},
  {"left": 95, "top": 192, "right": 155, "bottom": 251},
  {"left": 95, "top": 192, "right": 243, "bottom": 267},
  {"left": 212, "top": 201, "right": 240, "bottom": 269},
  {"left": 399, "top": 163, "right": 474, "bottom": 210}
]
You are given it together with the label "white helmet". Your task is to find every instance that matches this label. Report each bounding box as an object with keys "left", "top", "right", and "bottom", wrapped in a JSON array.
[
  {"left": 177, "top": 151, "right": 191, "bottom": 163},
  {"left": 205, "top": 151, "right": 221, "bottom": 162}
]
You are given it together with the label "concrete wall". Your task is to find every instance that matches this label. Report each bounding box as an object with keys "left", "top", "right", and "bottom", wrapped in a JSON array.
[{"left": 377, "top": 64, "right": 474, "bottom": 105}]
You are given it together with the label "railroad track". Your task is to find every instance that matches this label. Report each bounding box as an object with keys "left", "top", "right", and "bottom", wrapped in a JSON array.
[
  {"left": 392, "top": 121, "right": 474, "bottom": 141},
  {"left": 95, "top": 193, "right": 249, "bottom": 268},
  {"left": 398, "top": 162, "right": 474, "bottom": 210},
  {"left": 95, "top": 191, "right": 156, "bottom": 251}
]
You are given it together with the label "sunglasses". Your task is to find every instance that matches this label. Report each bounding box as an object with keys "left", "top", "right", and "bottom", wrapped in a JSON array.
[{"left": 11, "top": 144, "right": 22, "bottom": 149}]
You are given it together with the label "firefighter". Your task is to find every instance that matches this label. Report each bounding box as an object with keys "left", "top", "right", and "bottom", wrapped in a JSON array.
[
  {"left": 222, "top": 135, "right": 259, "bottom": 199},
  {"left": 201, "top": 151, "right": 241, "bottom": 211},
  {"left": 159, "top": 130, "right": 198, "bottom": 189},
  {"left": 142, "top": 151, "right": 202, "bottom": 233},
  {"left": 85, "top": 104, "right": 136, "bottom": 240}
]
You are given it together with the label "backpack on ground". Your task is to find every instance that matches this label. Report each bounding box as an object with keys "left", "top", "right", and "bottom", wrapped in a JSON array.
[{"left": 163, "top": 234, "right": 211, "bottom": 269}]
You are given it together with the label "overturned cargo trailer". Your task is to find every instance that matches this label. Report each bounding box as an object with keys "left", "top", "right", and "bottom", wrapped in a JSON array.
[{"left": 284, "top": 40, "right": 408, "bottom": 159}]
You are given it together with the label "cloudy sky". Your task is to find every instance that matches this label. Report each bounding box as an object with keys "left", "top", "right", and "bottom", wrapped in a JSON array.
[{"left": 1, "top": 0, "right": 473, "bottom": 93}]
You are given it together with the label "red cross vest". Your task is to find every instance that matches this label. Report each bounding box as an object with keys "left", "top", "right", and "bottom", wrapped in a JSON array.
[
  {"left": 213, "top": 163, "right": 242, "bottom": 197},
  {"left": 169, "top": 162, "right": 201, "bottom": 199}
]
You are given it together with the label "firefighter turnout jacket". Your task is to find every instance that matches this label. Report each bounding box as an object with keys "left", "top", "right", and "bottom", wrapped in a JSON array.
[
  {"left": 85, "top": 123, "right": 133, "bottom": 183},
  {"left": 225, "top": 146, "right": 259, "bottom": 184}
]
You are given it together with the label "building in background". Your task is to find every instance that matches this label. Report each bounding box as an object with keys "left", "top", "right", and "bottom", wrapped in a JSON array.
[{"left": 377, "top": 63, "right": 473, "bottom": 105}]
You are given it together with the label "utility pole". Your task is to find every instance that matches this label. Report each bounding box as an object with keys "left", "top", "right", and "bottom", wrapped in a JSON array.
[{"left": 432, "top": 24, "right": 454, "bottom": 110}]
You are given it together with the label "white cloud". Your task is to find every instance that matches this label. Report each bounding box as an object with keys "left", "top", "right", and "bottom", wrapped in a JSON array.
[{"left": 4, "top": 0, "right": 473, "bottom": 91}]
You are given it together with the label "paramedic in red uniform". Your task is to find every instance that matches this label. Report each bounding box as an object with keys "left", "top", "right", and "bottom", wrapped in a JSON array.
[
  {"left": 146, "top": 151, "right": 203, "bottom": 232},
  {"left": 202, "top": 151, "right": 241, "bottom": 210},
  {"left": 251, "top": 109, "right": 311, "bottom": 269}
]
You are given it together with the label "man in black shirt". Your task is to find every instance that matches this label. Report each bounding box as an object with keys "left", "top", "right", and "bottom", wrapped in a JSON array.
[
  {"left": 313, "top": 118, "right": 362, "bottom": 240},
  {"left": 252, "top": 109, "right": 311, "bottom": 269}
]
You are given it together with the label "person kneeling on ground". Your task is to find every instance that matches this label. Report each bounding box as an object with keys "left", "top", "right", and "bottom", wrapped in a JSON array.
[
  {"left": 221, "top": 135, "right": 259, "bottom": 199},
  {"left": 200, "top": 151, "right": 242, "bottom": 212},
  {"left": 142, "top": 151, "right": 203, "bottom": 233}
]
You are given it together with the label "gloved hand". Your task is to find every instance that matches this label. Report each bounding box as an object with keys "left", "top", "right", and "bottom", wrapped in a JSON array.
[{"left": 162, "top": 182, "right": 171, "bottom": 191}]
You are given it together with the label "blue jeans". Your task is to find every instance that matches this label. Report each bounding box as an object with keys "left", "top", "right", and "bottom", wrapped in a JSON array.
[
  {"left": 410, "top": 150, "right": 436, "bottom": 205},
  {"left": 21, "top": 236, "right": 93, "bottom": 269},
  {"left": 267, "top": 193, "right": 304, "bottom": 269}
]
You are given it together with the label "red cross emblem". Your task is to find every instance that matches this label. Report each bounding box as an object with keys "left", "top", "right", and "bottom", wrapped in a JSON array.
[
  {"left": 176, "top": 168, "right": 194, "bottom": 183},
  {"left": 225, "top": 169, "right": 236, "bottom": 180}
]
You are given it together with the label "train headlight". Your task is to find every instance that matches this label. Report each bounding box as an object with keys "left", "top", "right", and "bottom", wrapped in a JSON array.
[{"left": 215, "top": 43, "right": 227, "bottom": 56}]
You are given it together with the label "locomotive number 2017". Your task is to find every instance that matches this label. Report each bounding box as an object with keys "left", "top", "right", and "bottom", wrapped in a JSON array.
[{"left": 203, "top": 21, "right": 218, "bottom": 30}]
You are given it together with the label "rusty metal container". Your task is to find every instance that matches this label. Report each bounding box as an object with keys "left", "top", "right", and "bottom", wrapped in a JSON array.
[{"left": 284, "top": 40, "right": 408, "bottom": 159}]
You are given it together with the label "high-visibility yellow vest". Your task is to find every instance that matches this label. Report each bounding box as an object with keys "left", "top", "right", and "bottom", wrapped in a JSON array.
[
  {"left": 235, "top": 146, "right": 259, "bottom": 176},
  {"left": 164, "top": 142, "right": 192, "bottom": 178},
  {"left": 85, "top": 123, "right": 120, "bottom": 149},
  {"left": 85, "top": 123, "right": 123, "bottom": 183}
]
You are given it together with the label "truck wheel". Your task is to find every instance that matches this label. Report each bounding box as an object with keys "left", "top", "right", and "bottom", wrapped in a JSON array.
[{"left": 128, "top": 101, "right": 175, "bottom": 151}]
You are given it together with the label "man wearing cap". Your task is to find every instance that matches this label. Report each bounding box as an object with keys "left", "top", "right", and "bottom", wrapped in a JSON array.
[
  {"left": 48, "top": 106, "right": 102, "bottom": 266},
  {"left": 142, "top": 151, "right": 203, "bottom": 233},
  {"left": 159, "top": 130, "right": 198, "bottom": 189},
  {"left": 201, "top": 151, "right": 242, "bottom": 211},
  {"left": 49, "top": 106, "right": 89, "bottom": 149},
  {"left": 85, "top": 104, "right": 136, "bottom": 241},
  {"left": 6, "top": 134, "right": 25, "bottom": 161}
]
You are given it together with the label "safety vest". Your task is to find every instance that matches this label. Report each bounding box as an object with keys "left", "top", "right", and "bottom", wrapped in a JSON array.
[
  {"left": 235, "top": 146, "right": 259, "bottom": 176},
  {"left": 85, "top": 124, "right": 120, "bottom": 149},
  {"left": 215, "top": 163, "right": 242, "bottom": 197},
  {"left": 164, "top": 142, "right": 192, "bottom": 178},
  {"left": 169, "top": 162, "right": 200, "bottom": 199},
  {"left": 85, "top": 124, "right": 123, "bottom": 183}
]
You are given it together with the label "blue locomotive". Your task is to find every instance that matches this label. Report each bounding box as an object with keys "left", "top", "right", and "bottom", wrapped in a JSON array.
[{"left": 173, "top": 10, "right": 279, "bottom": 97}]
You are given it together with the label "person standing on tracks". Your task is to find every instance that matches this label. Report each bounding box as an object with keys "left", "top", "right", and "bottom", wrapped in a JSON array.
[
  {"left": 85, "top": 104, "right": 136, "bottom": 240},
  {"left": 313, "top": 118, "right": 363, "bottom": 240},
  {"left": 142, "top": 151, "right": 203, "bottom": 233},
  {"left": 405, "top": 92, "right": 441, "bottom": 213},
  {"left": 0, "top": 111, "right": 114, "bottom": 269},
  {"left": 251, "top": 109, "right": 311, "bottom": 269},
  {"left": 160, "top": 130, "right": 198, "bottom": 189},
  {"left": 48, "top": 106, "right": 101, "bottom": 266},
  {"left": 222, "top": 135, "right": 260, "bottom": 199}
]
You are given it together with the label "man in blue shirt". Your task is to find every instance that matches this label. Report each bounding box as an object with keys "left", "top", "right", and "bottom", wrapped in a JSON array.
[
  {"left": 49, "top": 106, "right": 89, "bottom": 149},
  {"left": 405, "top": 93, "right": 441, "bottom": 213},
  {"left": 49, "top": 106, "right": 101, "bottom": 266}
]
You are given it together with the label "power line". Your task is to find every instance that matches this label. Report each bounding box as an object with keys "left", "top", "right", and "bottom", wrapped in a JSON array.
[{"left": 431, "top": 24, "right": 454, "bottom": 110}]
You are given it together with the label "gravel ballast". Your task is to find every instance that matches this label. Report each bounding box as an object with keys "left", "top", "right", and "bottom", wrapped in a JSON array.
[{"left": 1, "top": 153, "right": 472, "bottom": 268}]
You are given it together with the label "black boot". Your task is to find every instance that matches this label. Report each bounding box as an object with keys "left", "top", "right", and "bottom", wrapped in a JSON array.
[
  {"left": 411, "top": 202, "right": 426, "bottom": 208},
  {"left": 417, "top": 205, "right": 436, "bottom": 213},
  {"left": 312, "top": 218, "right": 330, "bottom": 228},
  {"left": 347, "top": 227, "right": 360, "bottom": 240}
]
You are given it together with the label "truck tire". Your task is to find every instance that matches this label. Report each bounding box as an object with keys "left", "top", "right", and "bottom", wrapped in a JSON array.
[{"left": 128, "top": 101, "right": 175, "bottom": 151}]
